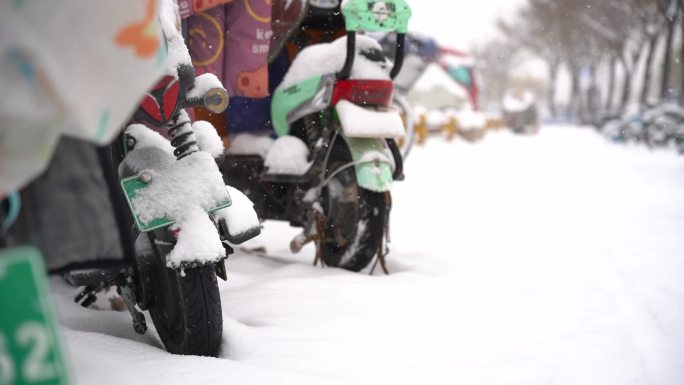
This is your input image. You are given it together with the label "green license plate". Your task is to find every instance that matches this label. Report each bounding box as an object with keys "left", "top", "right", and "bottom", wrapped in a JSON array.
[
  {"left": 0, "top": 247, "right": 70, "bottom": 385},
  {"left": 121, "top": 175, "right": 232, "bottom": 233}
]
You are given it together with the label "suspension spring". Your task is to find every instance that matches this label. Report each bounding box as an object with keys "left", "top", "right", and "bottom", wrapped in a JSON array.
[{"left": 168, "top": 110, "right": 199, "bottom": 160}]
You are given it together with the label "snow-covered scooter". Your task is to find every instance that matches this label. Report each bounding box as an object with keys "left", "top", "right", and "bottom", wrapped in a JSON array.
[
  {"left": 224, "top": 0, "right": 411, "bottom": 272},
  {"left": 66, "top": 3, "right": 260, "bottom": 357}
]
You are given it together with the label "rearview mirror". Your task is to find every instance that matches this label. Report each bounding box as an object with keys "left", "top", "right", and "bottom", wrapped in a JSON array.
[{"left": 203, "top": 87, "right": 230, "bottom": 114}]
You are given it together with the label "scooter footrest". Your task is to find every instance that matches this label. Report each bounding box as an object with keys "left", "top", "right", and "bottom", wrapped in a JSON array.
[
  {"left": 64, "top": 263, "right": 129, "bottom": 287},
  {"left": 260, "top": 172, "right": 314, "bottom": 184}
]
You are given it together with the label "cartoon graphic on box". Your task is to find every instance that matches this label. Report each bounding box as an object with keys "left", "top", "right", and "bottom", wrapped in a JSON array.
[{"left": 236, "top": 65, "right": 268, "bottom": 98}]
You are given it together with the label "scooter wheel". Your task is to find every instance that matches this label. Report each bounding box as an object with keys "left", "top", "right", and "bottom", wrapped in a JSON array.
[
  {"left": 318, "top": 145, "right": 387, "bottom": 272},
  {"left": 147, "top": 232, "right": 222, "bottom": 357}
]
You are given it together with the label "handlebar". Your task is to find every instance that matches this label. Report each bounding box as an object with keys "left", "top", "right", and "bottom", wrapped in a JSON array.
[
  {"left": 389, "top": 33, "right": 405, "bottom": 79},
  {"left": 184, "top": 87, "right": 229, "bottom": 113},
  {"left": 336, "top": 31, "right": 406, "bottom": 81},
  {"left": 337, "top": 0, "right": 411, "bottom": 81},
  {"left": 337, "top": 32, "right": 356, "bottom": 80}
]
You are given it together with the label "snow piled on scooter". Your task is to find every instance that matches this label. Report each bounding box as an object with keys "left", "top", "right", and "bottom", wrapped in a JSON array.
[
  {"left": 336, "top": 100, "right": 405, "bottom": 138},
  {"left": 226, "top": 133, "right": 275, "bottom": 158},
  {"left": 193, "top": 120, "right": 225, "bottom": 158},
  {"left": 276, "top": 34, "right": 402, "bottom": 166},
  {"left": 213, "top": 186, "right": 261, "bottom": 239},
  {"left": 279, "top": 35, "right": 391, "bottom": 89},
  {"left": 123, "top": 124, "right": 229, "bottom": 267},
  {"left": 186, "top": 73, "right": 223, "bottom": 101},
  {"left": 159, "top": 0, "right": 192, "bottom": 74},
  {"left": 123, "top": 124, "right": 175, "bottom": 156},
  {"left": 132, "top": 152, "right": 227, "bottom": 266},
  {"left": 264, "top": 136, "right": 312, "bottom": 175},
  {"left": 166, "top": 204, "right": 225, "bottom": 267}
]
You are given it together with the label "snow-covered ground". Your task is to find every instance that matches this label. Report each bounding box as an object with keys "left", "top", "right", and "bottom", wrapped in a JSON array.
[{"left": 53, "top": 126, "right": 684, "bottom": 385}]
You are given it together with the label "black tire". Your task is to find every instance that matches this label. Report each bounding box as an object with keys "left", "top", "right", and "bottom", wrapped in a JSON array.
[
  {"left": 147, "top": 231, "right": 223, "bottom": 357},
  {"left": 318, "top": 143, "right": 388, "bottom": 272}
]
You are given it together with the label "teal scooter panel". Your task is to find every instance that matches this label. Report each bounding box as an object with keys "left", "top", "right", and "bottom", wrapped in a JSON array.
[
  {"left": 342, "top": 136, "right": 394, "bottom": 192},
  {"left": 271, "top": 75, "right": 335, "bottom": 136},
  {"left": 342, "top": 0, "right": 412, "bottom": 33}
]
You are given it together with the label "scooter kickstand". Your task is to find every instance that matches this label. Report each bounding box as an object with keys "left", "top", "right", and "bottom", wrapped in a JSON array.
[
  {"left": 370, "top": 238, "right": 390, "bottom": 275},
  {"left": 292, "top": 235, "right": 325, "bottom": 268},
  {"left": 290, "top": 209, "right": 327, "bottom": 269},
  {"left": 118, "top": 284, "right": 147, "bottom": 335}
]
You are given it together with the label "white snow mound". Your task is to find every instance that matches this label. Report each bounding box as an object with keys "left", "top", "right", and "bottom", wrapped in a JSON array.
[
  {"left": 192, "top": 120, "right": 225, "bottom": 158},
  {"left": 336, "top": 100, "right": 405, "bottom": 138},
  {"left": 160, "top": 0, "right": 192, "bottom": 75},
  {"left": 126, "top": 150, "right": 229, "bottom": 266},
  {"left": 503, "top": 90, "right": 535, "bottom": 113},
  {"left": 455, "top": 109, "right": 486, "bottom": 131},
  {"left": 125, "top": 124, "right": 174, "bottom": 154},
  {"left": 426, "top": 110, "right": 447, "bottom": 127},
  {"left": 227, "top": 133, "right": 275, "bottom": 158},
  {"left": 213, "top": 186, "right": 261, "bottom": 240},
  {"left": 167, "top": 207, "right": 224, "bottom": 267},
  {"left": 264, "top": 136, "right": 312, "bottom": 175},
  {"left": 187, "top": 73, "right": 224, "bottom": 101},
  {"left": 279, "top": 35, "right": 391, "bottom": 90}
]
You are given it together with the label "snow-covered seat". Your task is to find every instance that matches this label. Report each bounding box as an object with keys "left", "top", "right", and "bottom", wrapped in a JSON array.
[{"left": 263, "top": 136, "right": 312, "bottom": 179}]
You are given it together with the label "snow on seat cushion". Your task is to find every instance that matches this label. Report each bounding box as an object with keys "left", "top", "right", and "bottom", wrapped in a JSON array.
[
  {"left": 264, "top": 136, "right": 312, "bottom": 175},
  {"left": 336, "top": 100, "right": 405, "bottom": 138}
]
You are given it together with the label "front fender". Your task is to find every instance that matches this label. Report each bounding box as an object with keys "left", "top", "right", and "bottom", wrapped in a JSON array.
[{"left": 341, "top": 136, "right": 394, "bottom": 192}]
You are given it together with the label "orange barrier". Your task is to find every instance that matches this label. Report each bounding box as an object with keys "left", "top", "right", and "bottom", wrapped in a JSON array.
[{"left": 415, "top": 114, "right": 428, "bottom": 145}]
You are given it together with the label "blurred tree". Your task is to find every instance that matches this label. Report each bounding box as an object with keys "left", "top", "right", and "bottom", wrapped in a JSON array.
[
  {"left": 497, "top": 0, "right": 561, "bottom": 116},
  {"left": 574, "top": 0, "right": 632, "bottom": 112},
  {"left": 677, "top": 0, "right": 684, "bottom": 97},
  {"left": 499, "top": 0, "right": 608, "bottom": 117},
  {"left": 486, "top": 0, "right": 684, "bottom": 120},
  {"left": 657, "top": 0, "right": 680, "bottom": 99},
  {"left": 634, "top": 0, "right": 665, "bottom": 106},
  {"left": 472, "top": 39, "right": 521, "bottom": 111}
]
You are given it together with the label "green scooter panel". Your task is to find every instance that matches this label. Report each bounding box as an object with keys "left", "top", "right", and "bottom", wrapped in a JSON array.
[
  {"left": 271, "top": 75, "right": 335, "bottom": 136},
  {"left": 342, "top": 136, "right": 394, "bottom": 192},
  {"left": 342, "top": 0, "right": 412, "bottom": 33}
]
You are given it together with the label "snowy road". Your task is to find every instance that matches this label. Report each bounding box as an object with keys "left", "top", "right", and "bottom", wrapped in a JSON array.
[{"left": 54, "top": 126, "right": 684, "bottom": 385}]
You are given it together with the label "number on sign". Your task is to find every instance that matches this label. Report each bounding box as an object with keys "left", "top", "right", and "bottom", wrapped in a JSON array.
[
  {"left": 0, "top": 333, "right": 15, "bottom": 385},
  {"left": 16, "top": 322, "right": 57, "bottom": 382}
]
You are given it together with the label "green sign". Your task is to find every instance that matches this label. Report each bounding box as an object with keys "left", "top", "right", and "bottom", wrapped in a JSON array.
[
  {"left": 0, "top": 247, "right": 70, "bottom": 385},
  {"left": 121, "top": 174, "right": 232, "bottom": 233},
  {"left": 342, "top": 0, "right": 412, "bottom": 33}
]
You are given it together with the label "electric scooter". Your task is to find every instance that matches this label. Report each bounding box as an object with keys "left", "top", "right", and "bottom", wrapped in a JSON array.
[
  {"left": 65, "top": 11, "right": 260, "bottom": 357},
  {"left": 223, "top": 0, "right": 411, "bottom": 272}
]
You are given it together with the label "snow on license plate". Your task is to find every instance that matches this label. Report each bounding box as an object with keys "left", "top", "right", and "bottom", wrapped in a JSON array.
[{"left": 121, "top": 175, "right": 231, "bottom": 232}]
